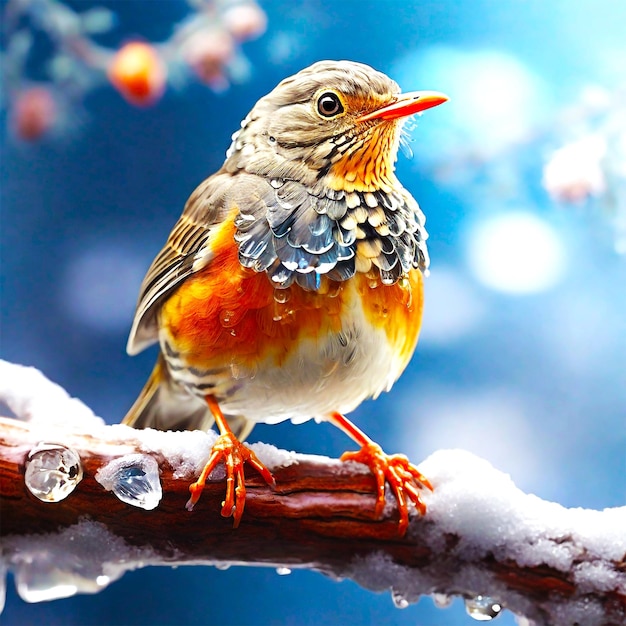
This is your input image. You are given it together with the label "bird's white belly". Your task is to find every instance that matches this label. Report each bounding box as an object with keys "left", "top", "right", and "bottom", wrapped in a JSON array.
[{"left": 218, "top": 298, "right": 406, "bottom": 424}]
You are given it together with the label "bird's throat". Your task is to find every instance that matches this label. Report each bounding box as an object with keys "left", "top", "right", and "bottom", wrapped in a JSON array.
[{"left": 327, "top": 123, "right": 400, "bottom": 194}]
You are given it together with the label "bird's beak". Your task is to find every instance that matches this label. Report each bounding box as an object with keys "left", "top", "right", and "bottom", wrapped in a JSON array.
[{"left": 357, "top": 91, "right": 449, "bottom": 123}]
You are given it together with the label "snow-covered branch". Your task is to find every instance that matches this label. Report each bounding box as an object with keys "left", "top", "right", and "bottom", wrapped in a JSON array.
[{"left": 0, "top": 361, "right": 624, "bottom": 624}]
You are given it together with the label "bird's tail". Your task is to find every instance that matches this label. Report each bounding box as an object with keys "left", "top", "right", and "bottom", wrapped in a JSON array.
[
  {"left": 122, "top": 354, "right": 255, "bottom": 440},
  {"left": 122, "top": 354, "right": 212, "bottom": 431}
]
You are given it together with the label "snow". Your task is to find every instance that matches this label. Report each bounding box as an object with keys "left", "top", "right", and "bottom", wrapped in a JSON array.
[
  {"left": 1, "top": 360, "right": 624, "bottom": 624},
  {"left": 0, "top": 360, "right": 300, "bottom": 481},
  {"left": 0, "top": 359, "right": 104, "bottom": 429},
  {"left": 345, "top": 450, "right": 626, "bottom": 625},
  {"left": 5, "top": 521, "right": 159, "bottom": 603},
  {"left": 248, "top": 442, "right": 300, "bottom": 469},
  {"left": 418, "top": 449, "right": 626, "bottom": 572},
  {"left": 108, "top": 424, "right": 218, "bottom": 479}
]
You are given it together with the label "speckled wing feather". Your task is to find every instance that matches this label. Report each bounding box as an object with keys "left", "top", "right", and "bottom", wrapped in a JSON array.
[
  {"left": 128, "top": 168, "right": 429, "bottom": 355},
  {"left": 233, "top": 173, "right": 429, "bottom": 291},
  {"left": 127, "top": 172, "right": 235, "bottom": 355}
]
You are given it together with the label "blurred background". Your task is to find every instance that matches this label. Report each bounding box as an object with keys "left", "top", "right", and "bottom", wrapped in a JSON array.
[{"left": 2, "top": 0, "right": 625, "bottom": 624}]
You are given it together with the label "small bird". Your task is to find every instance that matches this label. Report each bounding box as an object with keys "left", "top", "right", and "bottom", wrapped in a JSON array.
[{"left": 123, "top": 60, "right": 447, "bottom": 534}]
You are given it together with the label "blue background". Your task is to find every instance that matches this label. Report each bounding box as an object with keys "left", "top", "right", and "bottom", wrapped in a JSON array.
[{"left": 2, "top": 0, "right": 625, "bottom": 624}]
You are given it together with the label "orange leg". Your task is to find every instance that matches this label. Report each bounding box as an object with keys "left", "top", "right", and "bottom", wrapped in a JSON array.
[
  {"left": 186, "top": 396, "right": 275, "bottom": 527},
  {"left": 328, "top": 411, "right": 432, "bottom": 535}
]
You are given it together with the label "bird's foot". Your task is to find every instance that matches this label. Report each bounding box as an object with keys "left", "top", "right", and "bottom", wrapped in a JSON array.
[
  {"left": 340, "top": 442, "right": 432, "bottom": 535},
  {"left": 186, "top": 432, "right": 275, "bottom": 527}
]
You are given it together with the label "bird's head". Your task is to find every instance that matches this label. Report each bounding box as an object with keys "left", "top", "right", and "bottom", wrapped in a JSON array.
[{"left": 225, "top": 60, "right": 447, "bottom": 193}]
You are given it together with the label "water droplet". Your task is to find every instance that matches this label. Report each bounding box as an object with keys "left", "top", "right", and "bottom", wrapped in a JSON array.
[
  {"left": 391, "top": 589, "right": 409, "bottom": 609},
  {"left": 215, "top": 562, "right": 231, "bottom": 571},
  {"left": 380, "top": 270, "right": 396, "bottom": 285},
  {"left": 465, "top": 595, "right": 502, "bottom": 621},
  {"left": 13, "top": 553, "right": 108, "bottom": 603},
  {"left": 219, "top": 309, "right": 237, "bottom": 327},
  {"left": 95, "top": 454, "right": 162, "bottom": 510},
  {"left": 273, "top": 287, "right": 291, "bottom": 303},
  {"left": 230, "top": 363, "right": 241, "bottom": 379},
  {"left": 270, "top": 264, "right": 293, "bottom": 286},
  {"left": 24, "top": 443, "right": 83, "bottom": 502},
  {"left": 326, "top": 282, "right": 342, "bottom": 298},
  {"left": 432, "top": 593, "right": 453, "bottom": 609},
  {"left": 276, "top": 567, "right": 291, "bottom": 576}
]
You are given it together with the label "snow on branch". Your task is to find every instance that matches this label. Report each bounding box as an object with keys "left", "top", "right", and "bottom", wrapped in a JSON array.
[{"left": 0, "top": 360, "right": 625, "bottom": 624}]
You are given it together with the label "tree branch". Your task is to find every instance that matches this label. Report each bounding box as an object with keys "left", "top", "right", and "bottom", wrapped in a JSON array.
[{"left": 0, "top": 361, "right": 625, "bottom": 625}]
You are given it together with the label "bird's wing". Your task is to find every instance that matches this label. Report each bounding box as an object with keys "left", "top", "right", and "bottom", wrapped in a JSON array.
[{"left": 127, "top": 171, "right": 237, "bottom": 355}]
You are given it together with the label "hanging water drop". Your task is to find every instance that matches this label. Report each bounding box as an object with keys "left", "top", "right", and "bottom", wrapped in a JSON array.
[
  {"left": 431, "top": 593, "right": 453, "bottom": 609},
  {"left": 215, "top": 562, "right": 231, "bottom": 571},
  {"left": 276, "top": 567, "right": 291, "bottom": 576},
  {"left": 219, "top": 310, "right": 232, "bottom": 326},
  {"left": 391, "top": 589, "right": 409, "bottom": 609},
  {"left": 24, "top": 443, "right": 83, "bottom": 502},
  {"left": 95, "top": 454, "right": 162, "bottom": 510},
  {"left": 273, "top": 287, "right": 291, "bottom": 303},
  {"left": 13, "top": 552, "right": 108, "bottom": 603},
  {"left": 326, "top": 281, "right": 342, "bottom": 298},
  {"left": 380, "top": 269, "right": 396, "bottom": 285},
  {"left": 0, "top": 560, "right": 6, "bottom": 614},
  {"left": 219, "top": 309, "right": 239, "bottom": 328},
  {"left": 465, "top": 595, "right": 502, "bottom": 621}
]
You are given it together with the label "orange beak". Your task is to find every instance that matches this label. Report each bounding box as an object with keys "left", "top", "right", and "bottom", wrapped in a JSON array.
[{"left": 357, "top": 91, "right": 449, "bottom": 123}]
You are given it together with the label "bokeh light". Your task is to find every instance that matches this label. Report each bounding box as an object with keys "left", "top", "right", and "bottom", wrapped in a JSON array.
[
  {"left": 466, "top": 212, "right": 567, "bottom": 294},
  {"left": 420, "top": 267, "right": 485, "bottom": 345},
  {"left": 60, "top": 244, "right": 146, "bottom": 333}
]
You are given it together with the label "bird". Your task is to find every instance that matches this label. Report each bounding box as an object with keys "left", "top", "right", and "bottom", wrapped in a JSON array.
[{"left": 123, "top": 60, "right": 447, "bottom": 534}]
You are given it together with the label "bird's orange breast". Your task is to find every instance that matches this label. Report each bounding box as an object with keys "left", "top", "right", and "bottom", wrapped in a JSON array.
[{"left": 159, "top": 212, "right": 424, "bottom": 375}]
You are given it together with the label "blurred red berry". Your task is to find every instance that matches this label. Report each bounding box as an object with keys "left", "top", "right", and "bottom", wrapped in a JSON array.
[
  {"left": 12, "top": 87, "right": 57, "bottom": 141},
  {"left": 108, "top": 41, "right": 166, "bottom": 106}
]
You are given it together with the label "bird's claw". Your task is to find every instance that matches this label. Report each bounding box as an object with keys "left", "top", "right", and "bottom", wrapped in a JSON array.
[
  {"left": 186, "top": 431, "right": 275, "bottom": 527},
  {"left": 340, "top": 442, "right": 432, "bottom": 535}
]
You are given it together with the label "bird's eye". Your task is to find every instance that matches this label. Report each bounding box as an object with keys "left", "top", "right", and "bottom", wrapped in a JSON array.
[{"left": 317, "top": 91, "right": 344, "bottom": 118}]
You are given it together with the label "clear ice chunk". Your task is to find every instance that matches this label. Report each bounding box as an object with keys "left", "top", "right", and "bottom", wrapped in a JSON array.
[
  {"left": 465, "top": 595, "right": 503, "bottom": 621},
  {"left": 24, "top": 443, "right": 83, "bottom": 502},
  {"left": 95, "top": 454, "right": 162, "bottom": 510}
]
